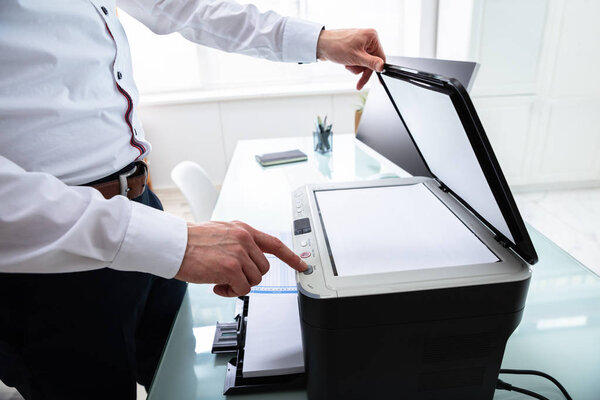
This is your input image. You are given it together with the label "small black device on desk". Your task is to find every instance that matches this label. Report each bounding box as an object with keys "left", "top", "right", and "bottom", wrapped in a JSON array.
[{"left": 255, "top": 149, "right": 307, "bottom": 166}]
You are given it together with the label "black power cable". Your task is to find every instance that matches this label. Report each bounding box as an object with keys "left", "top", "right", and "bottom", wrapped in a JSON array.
[
  {"left": 499, "top": 369, "right": 573, "bottom": 400},
  {"left": 497, "top": 378, "right": 550, "bottom": 400}
]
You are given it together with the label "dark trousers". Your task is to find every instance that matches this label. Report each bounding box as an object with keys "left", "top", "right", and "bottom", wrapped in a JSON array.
[{"left": 0, "top": 189, "right": 187, "bottom": 400}]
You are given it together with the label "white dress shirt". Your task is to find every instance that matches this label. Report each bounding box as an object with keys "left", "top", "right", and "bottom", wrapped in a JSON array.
[{"left": 0, "top": 0, "right": 323, "bottom": 277}]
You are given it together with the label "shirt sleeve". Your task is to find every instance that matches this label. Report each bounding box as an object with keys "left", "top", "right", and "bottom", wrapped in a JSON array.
[
  {"left": 117, "top": 0, "right": 323, "bottom": 63},
  {"left": 0, "top": 156, "right": 187, "bottom": 278}
]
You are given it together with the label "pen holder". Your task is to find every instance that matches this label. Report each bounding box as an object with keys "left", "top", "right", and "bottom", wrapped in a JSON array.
[{"left": 313, "top": 116, "right": 333, "bottom": 154}]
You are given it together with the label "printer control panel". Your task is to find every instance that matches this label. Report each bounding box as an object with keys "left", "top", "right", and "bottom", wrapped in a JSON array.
[{"left": 291, "top": 187, "right": 335, "bottom": 298}]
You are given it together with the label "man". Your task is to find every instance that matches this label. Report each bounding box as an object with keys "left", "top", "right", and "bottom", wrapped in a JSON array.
[{"left": 0, "top": 0, "right": 385, "bottom": 398}]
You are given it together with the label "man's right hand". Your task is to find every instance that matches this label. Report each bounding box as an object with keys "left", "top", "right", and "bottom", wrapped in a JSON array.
[{"left": 175, "top": 221, "right": 308, "bottom": 297}]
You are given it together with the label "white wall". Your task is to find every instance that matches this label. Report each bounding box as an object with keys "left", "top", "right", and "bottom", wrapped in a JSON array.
[
  {"left": 439, "top": 0, "right": 600, "bottom": 189},
  {"left": 139, "top": 89, "right": 359, "bottom": 188}
]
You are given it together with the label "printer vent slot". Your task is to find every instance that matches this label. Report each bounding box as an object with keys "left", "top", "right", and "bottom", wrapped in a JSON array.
[
  {"left": 418, "top": 367, "right": 485, "bottom": 391},
  {"left": 422, "top": 333, "right": 491, "bottom": 363}
]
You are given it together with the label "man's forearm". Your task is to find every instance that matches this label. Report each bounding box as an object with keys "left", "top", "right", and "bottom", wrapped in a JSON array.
[
  {"left": 0, "top": 156, "right": 186, "bottom": 277},
  {"left": 118, "top": 0, "right": 323, "bottom": 63}
]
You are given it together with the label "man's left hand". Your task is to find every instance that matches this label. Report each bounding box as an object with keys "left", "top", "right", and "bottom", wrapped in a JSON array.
[{"left": 316, "top": 28, "right": 386, "bottom": 90}]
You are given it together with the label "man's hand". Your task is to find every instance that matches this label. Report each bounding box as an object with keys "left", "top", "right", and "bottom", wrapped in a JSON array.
[
  {"left": 316, "top": 29, "right": 386, "bottom": 90},
  {"left": 175, "top": 221, "right": 308, "bottom": 297}
]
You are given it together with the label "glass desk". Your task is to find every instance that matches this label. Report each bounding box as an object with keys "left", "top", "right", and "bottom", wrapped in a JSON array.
[{"left": 148, "top": 135, "right": 600, "bottom": 400}]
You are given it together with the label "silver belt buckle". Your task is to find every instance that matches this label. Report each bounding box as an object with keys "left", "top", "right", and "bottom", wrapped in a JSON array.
[{"left": 119, "top": 165, "right": 138, "bottom": 197}]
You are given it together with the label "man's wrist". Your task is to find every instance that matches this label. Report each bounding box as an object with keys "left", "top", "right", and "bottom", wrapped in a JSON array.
[
  {"left": 110, "top": 201, "right": 187, "bottom": 279},
  {"left": 282, "top": 17, "right": 323, "bottom": 63},
  {"left": 316, "top": 28, "right": 330, "bottom": 61}
]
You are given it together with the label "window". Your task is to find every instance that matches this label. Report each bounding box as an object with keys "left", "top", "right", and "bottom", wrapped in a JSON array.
[{"left": 119, "top": 0, "right": 422, "bottom": 95}]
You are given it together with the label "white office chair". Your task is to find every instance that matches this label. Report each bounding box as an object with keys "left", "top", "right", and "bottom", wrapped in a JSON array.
[
  {"left": 170, "top": 161, "right": 218, "bottom": 223},
  {"left": 0, "top": 380, "right": 23, "bottom": 400}
]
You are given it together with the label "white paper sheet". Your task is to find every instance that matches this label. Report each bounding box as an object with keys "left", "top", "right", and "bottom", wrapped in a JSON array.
[
  {"left": 315, "top": 183, "right": 498, "bottom": 277},
  {"left": 242, "top": 293, "right": 304, "bottom": 378}
]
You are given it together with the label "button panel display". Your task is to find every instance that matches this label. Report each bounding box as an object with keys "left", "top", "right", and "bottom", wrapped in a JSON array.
[
  {"left": 294, "top": 217, "right": 311, "bottom": 235},
  {"left": 292, "top": 188, "right": 330, "bottom": 298}
]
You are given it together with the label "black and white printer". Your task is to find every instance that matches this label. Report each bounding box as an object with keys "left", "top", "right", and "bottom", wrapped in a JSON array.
[{"left": 291, "top": 64, "right": 538, "bottom": 400}]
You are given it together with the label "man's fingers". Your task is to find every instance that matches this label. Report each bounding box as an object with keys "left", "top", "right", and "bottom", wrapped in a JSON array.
[
  {"left": 345, "top": 65, "right": 364, "bottom": 75},
  {"left": 317, "top": 28, "right": 386, "bottom": 87},
  {"left": 347, "top": 53, "right": 384, "bottom": 75},
  {"left": 352, "top": 52, "right": 383, "bottom": 89},
  {"left": 231, "top": 221, "right": 273, "bottom": 275},
  {"left": 214, "top": 284, "right": 237, "bottom": 297},
  {"left": 360, "top": 52, "right": 385, "bottom": 72},
  {"left": 213, "top": 283, "right": 248, "bottom": 297},
  {"left": 365, "top": 29, "right": 386, "bottom": 68},
  {"left": 235, "top": 274, "right": 252, "bottom": 295},
  {"left": 356, "top": 69, "right": 373, "bottom": 91},
  {"left": 247, "top": 243, "right": 270, "bottom": 275},
  {"left": 231, "top": 222, "right": 307, "bottom": 272},
  {"left": 223, "top": 262, "right": 252, "bottom": 296},
  {"left": 263, "top": 237, "right": 307, "bottom": 272},
  {"left": 239, "top": 253, "right": 263, "bottom": 286},
  {"left": 249, "top": 230, "right": 307, "bottom": 272}
]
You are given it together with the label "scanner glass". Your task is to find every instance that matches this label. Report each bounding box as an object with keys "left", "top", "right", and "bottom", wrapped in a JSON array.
[
  {"left": 314, "top": 184, "right": 499, "bottom": 277},
  {"left": 380, "top": 75, "right": 514, "bottom": 242}
]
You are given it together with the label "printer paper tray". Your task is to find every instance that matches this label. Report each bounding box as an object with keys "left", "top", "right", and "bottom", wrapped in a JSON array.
[
  {"left": 212, "top": 296, "right": 306, "bottom": 395},
  {"left": 224, "top": 355, "right": 305, "bottom": 395}
]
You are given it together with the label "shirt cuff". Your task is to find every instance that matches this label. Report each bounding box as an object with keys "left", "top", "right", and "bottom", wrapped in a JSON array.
[
  {"left": 111, "top": 201, "right": 187, "bottom": 279},
  {"left": 282, "top": 17, "right": 323, "bottom": 63}
]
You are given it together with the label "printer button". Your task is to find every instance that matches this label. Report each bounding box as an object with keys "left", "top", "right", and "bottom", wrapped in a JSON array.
[
  {"left": 300, "top": 240, "right": 308, "bottom": 247},
  {"left": 300, "top": 251, "right": 311, "bottom": 259},
  {"left": 303, "top": 265, "right": 314, "bottom": 275}
]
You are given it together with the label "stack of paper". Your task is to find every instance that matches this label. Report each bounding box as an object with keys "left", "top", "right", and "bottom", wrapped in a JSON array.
[{"left": 242, "top": 293, "right": 304, "bottom": 378}]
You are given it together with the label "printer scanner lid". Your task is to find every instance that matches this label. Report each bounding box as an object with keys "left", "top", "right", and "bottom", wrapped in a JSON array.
[{"left": 378, "top": 64, "right": 538, "bottom": 264}]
